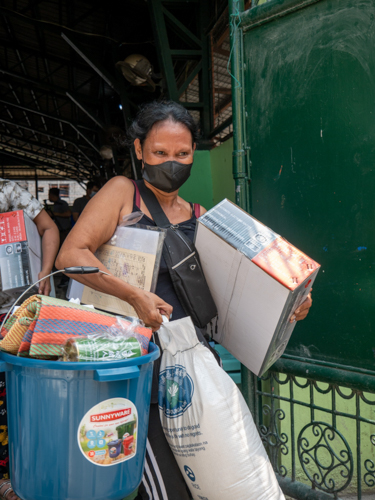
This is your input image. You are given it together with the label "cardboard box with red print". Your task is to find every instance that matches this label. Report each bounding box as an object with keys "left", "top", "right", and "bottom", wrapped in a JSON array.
[
  {"left": 0, "top": 210, "right": 42, "bottom": 292},
  {"left": 195, "top": 200, "right": 320, "bottom": 377}
]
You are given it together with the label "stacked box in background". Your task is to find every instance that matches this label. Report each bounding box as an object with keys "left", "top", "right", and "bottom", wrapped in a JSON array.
[
  {"left": 0, "top": 210, "right": 42, "bottom": 291},
  {"left": 195, "top": 200, "right": 320, "bottom": 377}
]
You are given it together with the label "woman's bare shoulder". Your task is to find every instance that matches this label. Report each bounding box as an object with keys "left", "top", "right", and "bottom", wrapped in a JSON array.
[
  {"left": 98, "top": 177, "right": 134, "bottom": 206},
  {"left": 81, "top": 176, "right": 135, "bottom": 222},
  {"left": 101, "top": 176, "right": 134, "bottom": 193}
]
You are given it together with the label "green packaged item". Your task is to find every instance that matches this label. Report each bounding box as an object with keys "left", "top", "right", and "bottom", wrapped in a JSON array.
[{"left": 62, "top": 336, "right": 142, "bottom": 362}]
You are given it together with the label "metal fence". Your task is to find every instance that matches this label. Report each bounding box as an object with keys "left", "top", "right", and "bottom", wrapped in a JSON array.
[{"left": 249, "top": 368, "right": 375, "bottom": 499}]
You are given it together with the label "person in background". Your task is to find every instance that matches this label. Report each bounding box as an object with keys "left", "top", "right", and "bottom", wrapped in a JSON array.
[
  {"left": 47, "top": 187, "right": 71, "bottom": 245},
  {"left": 0, "top": 178, "right": 59, "bottom": 500},
  {"left": 72, "top": 181, "right": 100, "bottom": 222},
  {"left": 47, "top": 187, "right": 71, "bottom": 288}
]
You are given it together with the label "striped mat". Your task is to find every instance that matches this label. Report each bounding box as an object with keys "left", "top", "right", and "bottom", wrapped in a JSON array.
[{"left": 0, "top": 295, "right": 152, "bottom": 359}]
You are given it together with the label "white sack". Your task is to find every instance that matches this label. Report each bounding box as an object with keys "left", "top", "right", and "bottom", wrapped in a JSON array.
[{"left": 158, "top": 316, "right": 285, "bottom": 500}]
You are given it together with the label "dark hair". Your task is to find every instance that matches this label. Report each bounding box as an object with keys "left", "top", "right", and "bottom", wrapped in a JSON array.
[
  {"left": 127, "top": 100, "right": 199, "bottom": 146},
  {"left": 87, "top": 181, "right": 100, "bottom": 190},
  {"left": 49, "top": 187, "right": 59, "bottom": 197}
]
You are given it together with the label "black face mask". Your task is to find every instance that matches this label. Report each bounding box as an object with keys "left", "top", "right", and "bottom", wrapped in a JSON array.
[{"left": 142, "top": 160, "right": 192, "bottom": 193}]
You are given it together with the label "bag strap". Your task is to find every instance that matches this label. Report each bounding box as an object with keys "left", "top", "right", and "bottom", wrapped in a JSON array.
[
  {"left": 135, "top": 180, "right": 171, "bottom": 228},
  {"left": 131, "top": 179, "right": 141, "bottom": 209},
  {"left": 194, "top": 203, "right": 201, "bottom": 218}
]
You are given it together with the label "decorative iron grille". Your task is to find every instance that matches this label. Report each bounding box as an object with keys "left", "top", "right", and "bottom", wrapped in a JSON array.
[{"left": 252, "top": 370, "right": 375, "bottom": 499}]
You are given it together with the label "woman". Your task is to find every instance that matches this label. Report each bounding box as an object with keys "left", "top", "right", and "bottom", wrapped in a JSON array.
[{"left": 56, "top": 101, "right": 312, "bottom": 499}]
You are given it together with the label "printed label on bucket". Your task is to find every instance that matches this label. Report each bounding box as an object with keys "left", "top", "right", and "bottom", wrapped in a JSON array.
[{"left": 77, "top": 398, "right": 138, "bottom": 466}]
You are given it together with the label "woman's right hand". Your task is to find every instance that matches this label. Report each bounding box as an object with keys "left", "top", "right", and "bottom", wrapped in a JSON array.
[{"left": 130, "top": 290, "right": 173, "bottom": 332}]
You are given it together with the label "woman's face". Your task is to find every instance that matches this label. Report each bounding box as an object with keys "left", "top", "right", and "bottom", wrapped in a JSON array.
[{"left": 134, "top": 120, "right": 195, "bottom": 165}]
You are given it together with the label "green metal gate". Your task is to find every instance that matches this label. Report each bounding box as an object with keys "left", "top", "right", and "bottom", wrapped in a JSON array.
[{"left": 229, "top": 0, "right": 375, "bottom": 498}]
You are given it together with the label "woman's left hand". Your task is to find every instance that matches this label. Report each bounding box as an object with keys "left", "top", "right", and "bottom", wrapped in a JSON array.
[{"left": 290, "top": 292, "right": 312, "bottom": 323}]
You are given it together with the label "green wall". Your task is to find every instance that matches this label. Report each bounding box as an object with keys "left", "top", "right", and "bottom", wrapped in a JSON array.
[
  {"left": 179, "top": 150, "right": 213, "bottom": 209},
  {"left": 210, "top": 138, "right": 235, "bottom": 206},
  {"left": 178, "top": 139, "right": 235, "bottom": 210},
  {"left": 243, "top": 0, "right": 375, "bottom": 372}
]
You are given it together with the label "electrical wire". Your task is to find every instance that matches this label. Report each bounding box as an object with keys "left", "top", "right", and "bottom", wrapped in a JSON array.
[{"left": 0, "top": 267, "right": 110, "bottom": 331}]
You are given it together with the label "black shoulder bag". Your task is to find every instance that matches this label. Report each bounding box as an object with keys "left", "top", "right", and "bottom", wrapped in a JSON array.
[{"left": 136, "top": 181, "right": 217, "bottom": 328}]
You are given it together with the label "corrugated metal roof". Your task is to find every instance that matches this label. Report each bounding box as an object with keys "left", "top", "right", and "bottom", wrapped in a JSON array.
[{"left": 0, "top": 0, "right": 237, "bottom": 178}]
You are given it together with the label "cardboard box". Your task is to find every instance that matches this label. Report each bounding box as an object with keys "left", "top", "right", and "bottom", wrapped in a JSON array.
[
  {"left": 0, "top": 210, "right": 42, "bottom": 291},
  {"left": 195, "top": 200, "right": 320, "bottom": 376}
]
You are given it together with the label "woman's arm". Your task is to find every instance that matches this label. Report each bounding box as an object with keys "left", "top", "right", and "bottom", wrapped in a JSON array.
[
  {"left": 33, "top": 209, "right": 60, "bottom": 295},
  {"left": 290, "top": 292, "right": 312, "bottom": 322},
  {"left": 56, "top": 177, "right": 172, "bottom": 330}
]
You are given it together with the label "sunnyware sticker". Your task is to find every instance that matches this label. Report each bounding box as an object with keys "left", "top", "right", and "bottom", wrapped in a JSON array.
[{"left": 77, "top": 398, "right": 138, "bottom": 466}]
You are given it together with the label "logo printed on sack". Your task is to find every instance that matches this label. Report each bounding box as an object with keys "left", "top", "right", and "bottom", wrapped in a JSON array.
[
  {"left": 184, "top": 465, "right": 195, "bottom": 482},
  {"left": 158, "top": 364, "right": 194, "bottom": 418}
]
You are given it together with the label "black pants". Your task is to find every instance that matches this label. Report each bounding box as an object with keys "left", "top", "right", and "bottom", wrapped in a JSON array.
[
  {"left": 137, "top": 405, "right": 191, "bottom": 500},
  {"left": 137, "top": 328, "right": 220, "bottom": 500}
]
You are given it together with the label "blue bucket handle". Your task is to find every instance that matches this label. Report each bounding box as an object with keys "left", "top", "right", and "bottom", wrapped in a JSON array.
[
  {"left": 0, "top": 361, "right": 12, "bottom": 373},
  {"left": 94, "top": 365, "right": 140, "bottom": 382}
]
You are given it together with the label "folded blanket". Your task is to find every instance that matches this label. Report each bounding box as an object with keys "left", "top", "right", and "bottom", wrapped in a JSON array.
[{"left": 0, "top": 295, "right": 152, "bottom": 359}]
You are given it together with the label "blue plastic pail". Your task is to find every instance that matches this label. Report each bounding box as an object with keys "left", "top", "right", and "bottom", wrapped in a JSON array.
[{"left": 0, "top": 343, "right": 159, "bottom": 500}]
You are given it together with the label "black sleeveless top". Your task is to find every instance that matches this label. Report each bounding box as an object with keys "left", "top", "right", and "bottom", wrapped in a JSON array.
[
  {"left": 131, "top": 186, "right": 221, "bottom": 404},
  {"left": 132, "top": 187, "right": 197, "bottom": 320}
]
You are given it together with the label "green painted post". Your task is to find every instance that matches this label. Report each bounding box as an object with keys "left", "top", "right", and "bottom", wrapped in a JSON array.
[
  {"left": 229, "top": 0, "right": 250, "bottom": 212},
  {"left": 178, "top": 61, "right": 202, "bottom": 95},
  {"left": 229, "top": 0, "right": 255, "bottom": 414},
  {"left": 199, "top": 0, "right": 212, "bottom": 140},
  {"left": 148, "top": 0, "right": 179, "bottom": 101}
]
